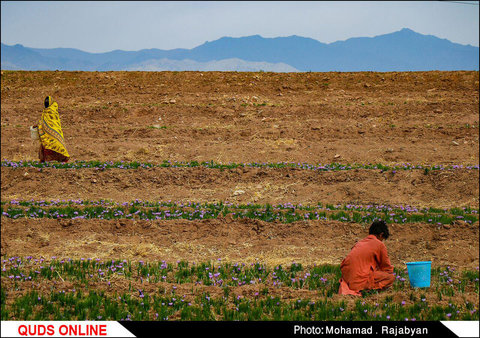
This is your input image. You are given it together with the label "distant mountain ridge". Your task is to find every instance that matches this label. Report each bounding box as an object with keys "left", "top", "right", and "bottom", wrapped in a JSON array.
[
  {"left": 1, "top": 28, "right": 478, "bottom": 72},
  {"left": 125, "top": 58, "right": 299, "bottom": 72}
]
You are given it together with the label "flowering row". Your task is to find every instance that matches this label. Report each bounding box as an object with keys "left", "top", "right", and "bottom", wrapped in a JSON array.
[
  {"left": 2, "top": 159, "right": 479, "bottom": 171},
  {"left": 2, "top": 288, "right": 478, "bottom": 321},
  {"left": 2, "top": 257, "right": 478, "bottom": 292},
  {"left": 2, "top": 201, "right": 478, "bottom": 225},
  {"left": 3, "top": 199, "right": 478, "bottom": 215},
  {"left": 1, "top": 257, "right": 478, "bottom": 321}
]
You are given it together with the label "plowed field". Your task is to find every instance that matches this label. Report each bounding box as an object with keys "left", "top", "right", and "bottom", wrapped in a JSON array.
[{"left": 1, "top": 70, "right": 479, "bottom": 321}]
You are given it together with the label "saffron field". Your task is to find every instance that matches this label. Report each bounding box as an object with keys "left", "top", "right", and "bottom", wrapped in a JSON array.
[
  {"left": 1, "top": 256, "right": 478, "bottom": 321},
  {"left": 1, "top": 70, "right": 478, "bottom": 322}
]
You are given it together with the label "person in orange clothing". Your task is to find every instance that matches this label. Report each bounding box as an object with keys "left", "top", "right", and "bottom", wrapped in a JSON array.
[{"left": 338, "top": 220, "right": 395, "bottom": 296}]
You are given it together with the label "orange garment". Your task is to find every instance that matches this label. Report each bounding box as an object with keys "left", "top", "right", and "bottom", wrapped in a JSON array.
[{"left": 338, "top": 235, "right": 394, "bottom": 296}]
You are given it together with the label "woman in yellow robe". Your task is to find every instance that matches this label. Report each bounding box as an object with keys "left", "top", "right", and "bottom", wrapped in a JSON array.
[{"left": 36, "top": 96, "right": 70, "bottom": 163}]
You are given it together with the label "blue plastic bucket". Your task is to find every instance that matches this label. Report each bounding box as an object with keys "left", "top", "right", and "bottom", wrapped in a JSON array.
[{"left": 406, "top": 261, "right": 431, "bottom": 288}]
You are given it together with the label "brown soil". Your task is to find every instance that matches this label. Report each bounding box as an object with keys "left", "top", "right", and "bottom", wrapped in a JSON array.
[
  {"left": 1, "top": 217, "right": 478, "bottom": 269},
  {"left": 1, "top": 167, "right": 478, "bottom": 208},
  {"left": 1, "top": 70, "right": 479, "bottom": 270},
  {"left": 1, "top": 71, "right": 479, "bottom": 165}
]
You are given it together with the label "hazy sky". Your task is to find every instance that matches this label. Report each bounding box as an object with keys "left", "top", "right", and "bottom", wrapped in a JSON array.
[{"left": 1, "top": 1, "right": 479, "bottom": 53}]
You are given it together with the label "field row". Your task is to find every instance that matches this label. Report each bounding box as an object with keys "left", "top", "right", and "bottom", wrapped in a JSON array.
[
  {"left": 1, "top": 257, "right": 478, "bottom": 321},
  {"left": 2, "top": 160, "right": 479, "bottom": 171},
  {"left": 1, "top": 200, "right": 478, "bottom": 225}
]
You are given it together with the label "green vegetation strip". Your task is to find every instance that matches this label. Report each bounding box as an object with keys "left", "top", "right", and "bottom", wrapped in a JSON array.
[
  {"left": 1, "top": 257, "right": 478, "bottom": 321},
  {"left": 2, "top": 200, "right": 478, "bottom": 225},
  {"left": 2, "top": 159, "right": 479, "bottom": 171}
]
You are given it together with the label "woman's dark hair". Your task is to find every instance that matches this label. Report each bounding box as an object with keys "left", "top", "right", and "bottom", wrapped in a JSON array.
[
  {"left": 44, "top": 96, "right": 51, "bottom": 108},
  {"left": 369, "top": 220, "right": 390, "bottom": 239}
]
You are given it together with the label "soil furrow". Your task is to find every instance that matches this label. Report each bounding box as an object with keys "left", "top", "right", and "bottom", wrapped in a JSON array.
[
  {"left": 2, "top": 167, "right": 478, "bottom": 208},
  {"left": 1, "top": 218, "right": 478, "bottom": 268}
]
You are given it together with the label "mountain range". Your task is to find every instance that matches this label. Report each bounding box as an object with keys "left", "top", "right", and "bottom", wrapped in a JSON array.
[{"left": 1, "top": 28, "right": 478, "bottom": 72}]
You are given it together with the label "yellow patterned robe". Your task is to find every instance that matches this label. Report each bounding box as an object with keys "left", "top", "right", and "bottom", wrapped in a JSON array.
[{"left": 38, "top": 97, "right": 70, "bottom": 158}]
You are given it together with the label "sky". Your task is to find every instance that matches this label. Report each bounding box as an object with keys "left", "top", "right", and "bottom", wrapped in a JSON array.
[{"left": 1, "top": 1, "right": 479, "bottom": 53}]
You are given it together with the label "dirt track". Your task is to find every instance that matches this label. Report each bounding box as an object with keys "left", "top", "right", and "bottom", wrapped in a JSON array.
[{"left": 1, "top": 70, "right": 479, "bottom": 269}]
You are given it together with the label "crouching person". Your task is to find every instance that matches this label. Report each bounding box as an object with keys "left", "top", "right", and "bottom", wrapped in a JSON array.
[{"left": 338, "top": 220, "right": 395, "bottom": 296}]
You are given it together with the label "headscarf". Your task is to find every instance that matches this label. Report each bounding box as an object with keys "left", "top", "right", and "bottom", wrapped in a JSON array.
[{"left": 38, "top": 96, "right": 70, "bottom": 158}]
